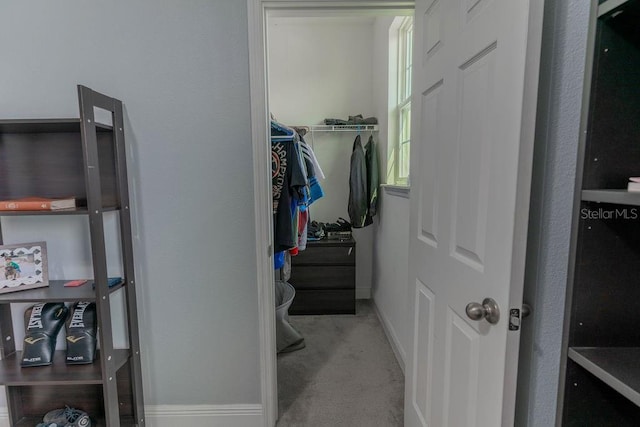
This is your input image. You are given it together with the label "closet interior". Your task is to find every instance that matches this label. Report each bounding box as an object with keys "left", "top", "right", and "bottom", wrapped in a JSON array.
[
  {"left": 267, "top": 12, "right": 411, "bottom": 354},
  {"left": 267, "top": 12, "right": 393, "bottom": 324}
]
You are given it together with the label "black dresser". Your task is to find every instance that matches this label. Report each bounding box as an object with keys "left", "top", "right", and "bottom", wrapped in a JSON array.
[{"left": 289, "top": 238, "right": 356, "bottom": 315}]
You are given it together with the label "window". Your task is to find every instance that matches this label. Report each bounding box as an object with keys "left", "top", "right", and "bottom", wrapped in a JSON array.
[{"left": 390, "top": 16, "right": 413, "bottom": 186}]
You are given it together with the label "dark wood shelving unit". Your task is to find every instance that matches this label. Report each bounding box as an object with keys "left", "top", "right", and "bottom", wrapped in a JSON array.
[
  {"left": 559, "top": 1, "right": 640, "bottom": 424},
  {"left": 0, "top": 86, "right": 145, "bottom": 426}
]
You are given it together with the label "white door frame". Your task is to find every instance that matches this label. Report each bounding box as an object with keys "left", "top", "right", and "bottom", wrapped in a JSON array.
[
  {"left": 500, "top": 1, "right": 545, "bottom": 423},
  {"left": 247, "top": 1, "right": 413, "bottom": 425}
]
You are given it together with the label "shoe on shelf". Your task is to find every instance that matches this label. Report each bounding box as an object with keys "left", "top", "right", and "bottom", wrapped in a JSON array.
[
  {"left": 41, "top": 406, "right": 91, "bottom": 427},
  {"left": 336, "top": 217, "right": 352, "bottom": 231},
  {"left": 324, "top": 217, "right": 352, "bottom": 233}
]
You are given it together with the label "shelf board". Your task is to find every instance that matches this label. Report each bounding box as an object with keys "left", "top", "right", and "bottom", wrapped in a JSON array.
[
  {"left": 0, "top": 349, "right": 129, "bottom": 386},
  {"left": 0, "top": 280, "right": 124, "bottom": 303},
  {"left": 16, "top": 416, "right": 136, "bottom": 427},
  {"left": 308, "top": 124, "right": 378, "bottom": 132},
  {"left": 0, "top": 119, "right": 112, "bottom": 133},
  {"left": 568, "top": 347, "right": 640, "bottom": 407},
  {"left": 598, "top": 0, "right": 631, "bottom": 17},
  {"left": 0, "top": 206, "right": 120, "bottom": 216},
  {"left": 582, "top": 189, "right": 640, "bottom": 206}
]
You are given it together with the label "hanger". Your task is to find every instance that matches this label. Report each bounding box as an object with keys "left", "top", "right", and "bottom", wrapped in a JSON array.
[{"left": 271, "top": 120, "right": 295, "bottom": 141}]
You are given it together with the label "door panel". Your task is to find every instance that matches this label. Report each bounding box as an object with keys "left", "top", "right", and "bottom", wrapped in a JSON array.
[
  {"left": 451, "top": 44, "right": 495, "bottom": 270},
  {"left": 424, "top": 0, "right": 442, "bottom": 60},
  {"left": 412, "top": 281, "right": 435, "bottom": 427},
  {"left": 418, "top": 81, "right": 443, "bottom": 247},
  {"left": 443, "top": 308, "right": 480, "bottom": 427},
  {"left": 466, "top": 0, "right": 491, "bottom": 22},
  {"left": 405, "top": 0, "right": 542, "bottom": 425}
]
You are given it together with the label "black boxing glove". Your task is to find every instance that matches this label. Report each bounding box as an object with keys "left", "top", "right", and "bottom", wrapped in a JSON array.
[
  {"left": 21, "top": 302, "right": 68, "bottom": 367},
  {"left": 65, "top": 301, "right": 97, "bottom": 364}
]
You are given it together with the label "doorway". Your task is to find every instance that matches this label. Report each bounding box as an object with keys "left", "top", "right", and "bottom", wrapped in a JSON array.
[
  {"left": 249, "top": 0, "right": 547, "bottom": 425},
  {"left": 247, "top": 1, "right": 415, "bottom": 425}
]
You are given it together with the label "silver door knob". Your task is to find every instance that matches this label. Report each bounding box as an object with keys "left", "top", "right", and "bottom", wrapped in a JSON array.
[
  {"left": 521, "top": 303, "right": 532, "bottom": 318},
  {"left": 466, "top": 298, "right": 500, "bottom": 324}
]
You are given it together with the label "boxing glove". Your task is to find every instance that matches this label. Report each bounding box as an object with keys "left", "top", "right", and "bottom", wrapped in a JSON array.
[
  {"left": 65, "top": 301, "right": 97, "bottom": 364},
  {"left": 21, "top": 302, "right": 68, "bottom": 367}
]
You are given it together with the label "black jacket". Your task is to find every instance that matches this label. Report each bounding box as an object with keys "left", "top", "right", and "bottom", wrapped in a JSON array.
[
  {"left": 364, "top": 135, "right": 379, "bottom": 226},
  {"left": 348, "top": 135, "right": 368, "bottom": 228}
]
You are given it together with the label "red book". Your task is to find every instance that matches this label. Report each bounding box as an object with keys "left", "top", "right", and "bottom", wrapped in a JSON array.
[{"left": 0, "top": 196, "right": 76, "bottom": 211}]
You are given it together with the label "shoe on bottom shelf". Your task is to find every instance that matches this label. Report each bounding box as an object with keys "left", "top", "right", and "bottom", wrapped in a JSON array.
[{"left": 38, "top": 406, "right": 91, "bottom": 427}]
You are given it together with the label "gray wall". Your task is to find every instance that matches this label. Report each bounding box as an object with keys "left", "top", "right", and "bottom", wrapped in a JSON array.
[
  {"left": 0, "top": 0, "right": 260, "bottom": 406},
  {"left": 515, "top": 0, "right": 591, "bottom": 425}
]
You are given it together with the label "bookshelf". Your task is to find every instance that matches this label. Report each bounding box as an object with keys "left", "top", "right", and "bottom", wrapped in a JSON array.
[
  {"left": 0, "top": 86, "right": 145, "bottom": 426},
  {"left": 558, "top": 1, "right": 640, "bottom": 424}
]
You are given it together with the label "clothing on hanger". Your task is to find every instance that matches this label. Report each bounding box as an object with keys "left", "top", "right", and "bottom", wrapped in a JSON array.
[
  {"left": 299, "top": 140, "right": 325, "bottom": 180},
  {"left": 348, "top": 134, "right": 368, "bottom": 228},
  {"left": 272, "top": 132, "right": 307, "bottom": 253},
  {"left": 298, "top": 138, "right": 325, "bottom": 205},
  {"left": 364, "top": 135, "right": 379, "bottom": 226}
]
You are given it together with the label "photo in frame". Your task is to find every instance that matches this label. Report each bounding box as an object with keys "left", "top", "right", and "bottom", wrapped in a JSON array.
[{"left": 0, "top": 242, "right": 48, "bottom": 294}]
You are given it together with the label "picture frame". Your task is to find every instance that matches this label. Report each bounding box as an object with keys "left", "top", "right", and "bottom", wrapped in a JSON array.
[{"left": 0, "top": 242, "right": 48, "bottom": 294}]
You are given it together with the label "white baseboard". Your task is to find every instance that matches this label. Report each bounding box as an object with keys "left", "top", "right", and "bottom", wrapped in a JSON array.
[
  {"left": 146, "top": 404, "right": 263, "bottom": 427},
  {"left": 373, "top": 301, "right": 406, "bottom": 373},
  {"left": 0, "top": 404, "right": 263, "bottom": 427},
  {"left": 356, "top": 287, "right": 371, "bottom": 299}
]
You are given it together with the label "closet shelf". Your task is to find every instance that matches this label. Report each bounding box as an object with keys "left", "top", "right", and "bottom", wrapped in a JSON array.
[
  {"left": 598, "top": 0, "right": 631, "bottom": 17},
  {"left": 568, "top": 347, "right": 640, "bottom": 407},
  {"left": 582, "top": 189, "right": 640, "bottom": 206},
  {"left": 308, "top": 124, "right": 378, "bottom": 132},
  {"left": 0, "top": 119, "right": 112, "bottom": 133},
  {"left": 0, "top": 349, "right": 129, "bottom": 386}
]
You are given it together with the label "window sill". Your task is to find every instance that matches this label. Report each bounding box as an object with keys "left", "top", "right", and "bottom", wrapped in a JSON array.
[{"left": 381, "top": 184, "right": 410, "bottom": 199}]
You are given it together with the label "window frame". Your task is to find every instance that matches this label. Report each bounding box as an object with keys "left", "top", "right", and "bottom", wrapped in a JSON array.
[{"left": 393, "top": 16, "right": 413, "bottom": 186}]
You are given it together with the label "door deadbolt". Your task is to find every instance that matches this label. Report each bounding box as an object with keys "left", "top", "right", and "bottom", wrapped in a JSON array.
[{"left": 466, "top": 298, "right": 500, "bottom": 324}]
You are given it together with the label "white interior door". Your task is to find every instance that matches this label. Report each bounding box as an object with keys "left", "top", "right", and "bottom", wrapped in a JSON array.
[{"left": 404, "top": 0, "right": 543, "bottom": 426}]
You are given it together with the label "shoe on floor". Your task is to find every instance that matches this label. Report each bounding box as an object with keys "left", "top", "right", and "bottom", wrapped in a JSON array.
[{"left": 41, "top": 406, "right": 91, "bottom": 427}]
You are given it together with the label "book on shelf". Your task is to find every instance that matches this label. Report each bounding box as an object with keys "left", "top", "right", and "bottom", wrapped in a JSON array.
[
  {"left": 628, "top": 178, "right": 640, "bottom": 192},
  {"left": 0, "top": 196, "right": 76, "bottom": 211}
]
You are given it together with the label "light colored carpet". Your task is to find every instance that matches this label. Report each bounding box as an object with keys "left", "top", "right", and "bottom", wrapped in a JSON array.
[{"left": 276, "top": 300, "right": 404, "bottom": 427}]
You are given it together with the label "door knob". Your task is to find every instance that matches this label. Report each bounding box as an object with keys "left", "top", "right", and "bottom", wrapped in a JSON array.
[
  {"left": 521, "top": 303, "right": 532, "bottom": 318},
  {"left": 465, "top": 298, "right": 500, "bottom": 324}
]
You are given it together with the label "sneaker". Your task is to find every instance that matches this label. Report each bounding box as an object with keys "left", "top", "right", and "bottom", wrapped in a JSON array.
[{"left": 42, "top": 406, "right": 91, "bottom": 427}]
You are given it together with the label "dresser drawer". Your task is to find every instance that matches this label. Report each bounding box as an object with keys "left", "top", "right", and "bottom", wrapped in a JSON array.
[
  {"left": 289, "top": 289, "right": 356, "bottom": 315},
  {"left": 289, "top": 265, "right": 355, "bottom": 290},
  {"left": 293, "top": 244, "right": 355, "bottom": 266}
]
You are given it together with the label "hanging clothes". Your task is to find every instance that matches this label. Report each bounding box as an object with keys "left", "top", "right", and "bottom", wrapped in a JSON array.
[
  {"left": 364, "top": 135, "right": 379, "bottom": 226},
  {"left": 348, "top": 134, "right": 368, "bottom": 228},
  {"left": 299, "top": 140, "right": 325, "bottom": 180},
  {"left": 299, "top": 139, "right": 324, "bottom": 204},
  {"left": 271, "top": 121, "right": 307, "bottom": 254}
]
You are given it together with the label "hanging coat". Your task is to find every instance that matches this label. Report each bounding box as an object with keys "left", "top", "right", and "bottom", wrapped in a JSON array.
[
  {"left": 364, "top": 135, "right": 379, "bottom": 227},
  {"left": 348, "top": 135, "right": 368, "bottom": 228}
]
